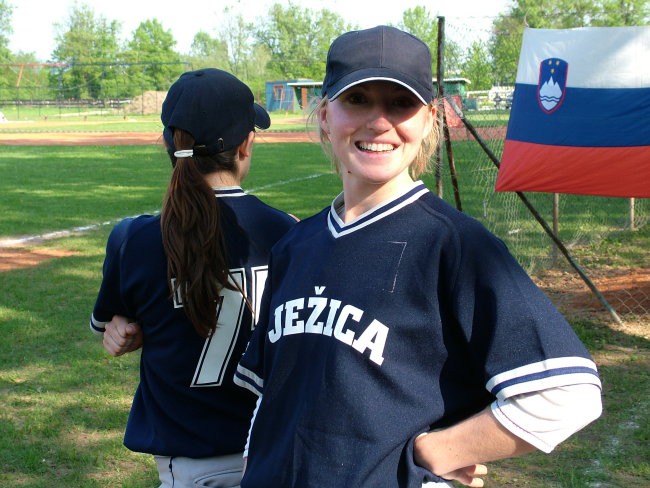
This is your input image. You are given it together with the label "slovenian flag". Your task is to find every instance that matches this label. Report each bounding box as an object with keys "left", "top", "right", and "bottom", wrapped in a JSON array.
[{"left": 495, "top": 26, "right": 650, "bottom": 198}]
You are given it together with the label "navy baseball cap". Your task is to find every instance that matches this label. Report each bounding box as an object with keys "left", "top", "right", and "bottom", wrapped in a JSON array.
[
  {"left": 321, "top": 25, "right": 433, "bottom": 104},
  {"left": 162, "top": 68, "right": 270, "bottom": 155}
]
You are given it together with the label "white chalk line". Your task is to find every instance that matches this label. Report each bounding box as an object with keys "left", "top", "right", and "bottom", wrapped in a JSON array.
[{"left": 0, "top": 173, "right": 327, "bottom": 248}]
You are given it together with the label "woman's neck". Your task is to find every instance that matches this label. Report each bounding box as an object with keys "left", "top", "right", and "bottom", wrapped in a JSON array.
[
  {"left": 204, "top": 171, "right": 241, "bottom": 188},
  {"left": 341, "top": 174, "right": 415, "bottom": 222}
]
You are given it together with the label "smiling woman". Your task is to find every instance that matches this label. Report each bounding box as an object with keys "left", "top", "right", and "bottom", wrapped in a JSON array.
[{"left": 233, "top": 25, "right": 602, "bottom": 488}]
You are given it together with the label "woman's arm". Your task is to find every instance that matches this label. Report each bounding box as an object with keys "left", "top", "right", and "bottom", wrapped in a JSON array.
[
  {"left": 414, "top": 407, "right": 534, "bottom": 481},
  {"left": 415, "top": 383, "right": 602, "bottom": 483}
]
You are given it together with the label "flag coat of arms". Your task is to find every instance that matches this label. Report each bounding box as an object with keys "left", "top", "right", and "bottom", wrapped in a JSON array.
[{"left": 495, "top": 26, "right": 650, "bottom": 198}]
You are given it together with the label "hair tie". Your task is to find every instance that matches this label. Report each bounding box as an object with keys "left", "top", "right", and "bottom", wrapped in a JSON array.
[{"left": 174, "top": 149, "right": 194, "bottom": 158}]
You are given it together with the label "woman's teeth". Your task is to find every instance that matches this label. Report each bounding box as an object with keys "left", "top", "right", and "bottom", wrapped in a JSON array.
[{"left": 357, "top": 142, "right": 395, "bottom": 152}]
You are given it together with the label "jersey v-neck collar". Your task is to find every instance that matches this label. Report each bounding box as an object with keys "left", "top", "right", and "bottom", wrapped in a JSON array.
[
  {"left": 213, "top": 186, "right": 246, "bottom": 197},
  {"left": 327, "top": 181, "right": 429, "bottom": 238}
]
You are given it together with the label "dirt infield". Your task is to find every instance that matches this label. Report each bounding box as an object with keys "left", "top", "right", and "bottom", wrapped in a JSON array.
[
  {"left": 0, "top": 130, "right": 318, "bottom": 146},
  {"left": 0, "top": 246, "right": 78, "bottom": 271},
  {"left": 0, "top": 126, "right": 502, "bottom": 146}
]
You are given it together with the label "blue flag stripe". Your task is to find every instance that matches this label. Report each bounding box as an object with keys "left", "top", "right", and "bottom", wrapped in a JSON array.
[{"left": 507, "top": 84, "right": 650, "bottom": 147}]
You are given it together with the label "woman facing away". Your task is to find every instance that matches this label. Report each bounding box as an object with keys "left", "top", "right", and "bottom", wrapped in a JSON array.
[
  {"left": 89, "top": 68, "right": 297, "bottom": 488},
  {"left": 234, "top": 26, "right": 602, "bottom": 488}
]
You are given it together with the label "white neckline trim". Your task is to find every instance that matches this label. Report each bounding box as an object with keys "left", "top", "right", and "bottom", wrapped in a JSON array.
[
  {"left": 327, "top": 181, "right": 428, "bottom": 238},
  {"left": 213, "top": 186, "right": 246, "bottom": 197}
]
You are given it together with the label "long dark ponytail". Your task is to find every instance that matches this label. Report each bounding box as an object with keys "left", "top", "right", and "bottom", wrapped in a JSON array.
[{"left": 161, "top": 129, "right": 237, "bottom": 337}]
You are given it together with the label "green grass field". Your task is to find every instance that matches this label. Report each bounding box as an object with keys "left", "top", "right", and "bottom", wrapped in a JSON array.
[{"left": 0, "top": 143, "right": 648, "bottom": 487}]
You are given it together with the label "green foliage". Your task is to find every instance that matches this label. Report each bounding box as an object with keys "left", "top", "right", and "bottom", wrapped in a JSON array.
[
  {"left": 596, "top": 0, "right": 650, "bottom": 25},
  {"left": 124, "top": 19, "right": 184, "bottom": 92},
  {"left": 3, "top": 1, "right": 650, "bottom": 105},
  {"left": 0, "top": 0, "right": 12, "bottom": 61},
  {"left": 400, "top": 7, "right": 463, "bottom": 76},
  {"left": 50, "top": 4, "right": 123, "bottom": 98},
  {"left": 486, "top": 0, "right": 650, "bottom": 85},
  {"left": 460, "top": 41, "right": 493, "bottom": 90},
  {"left": 255, "top": 3, "right": 353, "bottom": 81}
]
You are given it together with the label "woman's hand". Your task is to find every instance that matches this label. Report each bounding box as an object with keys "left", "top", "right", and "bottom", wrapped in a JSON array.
[
  {"left": 103, "top": 315, "right": 143, "bottom": 356},
  {"left": 439, "top": 464, "right": 488, "bottom": 487}
]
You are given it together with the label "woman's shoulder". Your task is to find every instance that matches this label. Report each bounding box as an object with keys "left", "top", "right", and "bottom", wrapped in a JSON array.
[
  {"left": 417, "top": 191, "right": 495, "bottom": 237},
  {"left": 273, "top": 207, "right": 329, "bottom": 247},
  {"left": 108, "top": 214, "right": 161, "bottom": 249},
  {"left": 236, "top": 194, "right": 298, "bottom": 225}
]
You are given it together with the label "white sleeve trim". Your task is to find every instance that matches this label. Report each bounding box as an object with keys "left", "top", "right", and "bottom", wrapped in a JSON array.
[
  {"left": 492, "top": 383, "right": 603, "bottom": 453},
  {"left": 486, "top": 357, "right": 601, "bottom": 399},
  {"left": 234, "top": 364, "right": 264, "bottom": 396},
  {"left": 89, "top": 315, "right": 106, "bottom": 336},
  {"left": 243, "top": 395, "right": 262, "bottom": 458}
]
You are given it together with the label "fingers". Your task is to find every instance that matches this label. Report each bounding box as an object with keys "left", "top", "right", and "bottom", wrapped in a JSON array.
[
  {"left": 103, "top": 330, "right": 129, "bottom": 356},
  {"left": 443, "top": 464, "right": 488, "bottom": 488},
  {"left": 103, "top": 316, "right": 142, "bottom": 356},
  {"left": 471, "top": 464, "right": 488, "bottom": 476}
]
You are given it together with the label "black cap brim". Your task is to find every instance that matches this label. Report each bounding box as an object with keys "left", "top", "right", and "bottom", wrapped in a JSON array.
[{"left": 254, "top": 103, "right": 271, "bottom": 130}]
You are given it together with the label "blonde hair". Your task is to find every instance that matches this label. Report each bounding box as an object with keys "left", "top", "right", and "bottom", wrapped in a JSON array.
[{"left": 308, "top": 98, "right": 441, "bottom": 180}]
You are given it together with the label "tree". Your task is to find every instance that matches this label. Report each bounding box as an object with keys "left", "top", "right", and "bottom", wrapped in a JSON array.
[
  {"left": 189, "top": 31, "right": 230, "bottom": 71},
  {"left": 596, "top": 0, "right": 650, "bottom": 25},
  {"left": 50, "top": 3, "right": 122, "bottom": 98},
  {"left": 0, "top": 0, "right": 12, "bottom": 62},
  {"left": 255, "top": 2, "right": 352, "bottom": 80},
  {"left": 124, "top": 19, "right": 185, "bottom": 92},
  {"left": 489, "top": 14, "right": 526, "bottom": 85},
  {"left": 185, "top": 12, "right": 272, "bottom": 102},
  {"left": 487, "top": 0, "right": 648, "bottom": 86},
  {"left": 399, "top": 7, "right": 463, "bottom": 79},
  {"left": 460, "top": 41, "right": 493, "bottom": 90}
]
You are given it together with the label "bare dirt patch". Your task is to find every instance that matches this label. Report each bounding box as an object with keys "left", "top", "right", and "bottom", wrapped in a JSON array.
[
  {"left": 534, "top": 267, "right": 650, "bottom": 335},
  {"left": 0, "top": 247, "right": 78, "bottom": 272}
]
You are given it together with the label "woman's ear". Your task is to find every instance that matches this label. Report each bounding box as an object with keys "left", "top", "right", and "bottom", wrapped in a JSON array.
[
  {"left": 318, "top": 104, "right": 331, "bottom": 138},
  {"left": 422, "top": 103, "right": 437, "bottom": 139},
  {"left": 238, "top": 131, "right": 256, "bottom": 159}
]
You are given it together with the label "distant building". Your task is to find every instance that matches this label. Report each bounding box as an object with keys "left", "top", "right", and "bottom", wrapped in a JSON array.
[
  {"left": 265, "top": 80, "right": 321, "bottom": 113},
  {"left": 265, "top": 77, "right": 472, "bottom": 117},
  {"left": 433, "top": 77, "right": 471, "bottom": 98}
]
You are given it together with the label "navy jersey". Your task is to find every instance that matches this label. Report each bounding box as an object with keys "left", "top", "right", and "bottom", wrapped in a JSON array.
[
  {"left": 235, "top": 181, "right": 601, "bottom": 488},
  {"left": 90, "top": 187, "right": 296, "bottom": 457}
]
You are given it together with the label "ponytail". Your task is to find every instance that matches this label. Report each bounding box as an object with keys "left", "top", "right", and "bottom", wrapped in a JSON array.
[{"left": 161, "top": 129, "right": 237, "bottom": 337}]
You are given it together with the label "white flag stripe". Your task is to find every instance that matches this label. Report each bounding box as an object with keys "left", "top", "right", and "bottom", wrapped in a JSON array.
[{"left": 515, "top": 26, "right": 650, "bottom": 88}]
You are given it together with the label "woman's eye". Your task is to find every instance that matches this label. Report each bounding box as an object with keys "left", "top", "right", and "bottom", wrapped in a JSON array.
[
  {"left": 393, "top": 97, "right": 417, "bottom": 108},
  {"left": 345, "top": 92, "right": 366, "bottom": 104}
]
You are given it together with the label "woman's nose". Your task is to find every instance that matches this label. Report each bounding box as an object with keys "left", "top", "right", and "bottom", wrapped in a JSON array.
[{"left": 366, "top": 106, "right": 392, "bottom": 132}]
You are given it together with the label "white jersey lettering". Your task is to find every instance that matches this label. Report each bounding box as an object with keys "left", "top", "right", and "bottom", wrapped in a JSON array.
[
  {"left": 284, "top": 298, "right": 305, "bottom": 336},
  {"left": 266, "top": 294, "right": 389, "bottom": 366},
  {"left": 333, "top": 304, "right": 361, "bottom": 346},
  {"left": 323, "top": 299, "right": 341, "bottom": 337},
  {"left": 352, "top": 319, "right": 388, "bottom": 365},
  {"left": 305, "top": 297, "right": 327, "bottom": 334},
  {"left": 269, "top": 303, "right": 284, "bottom": 343}
]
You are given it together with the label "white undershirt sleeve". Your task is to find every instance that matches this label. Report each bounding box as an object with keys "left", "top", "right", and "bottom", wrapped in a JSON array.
[{"left": 491, "top": 383, "right": 602, "bottom": 453}]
